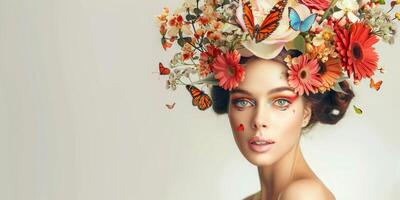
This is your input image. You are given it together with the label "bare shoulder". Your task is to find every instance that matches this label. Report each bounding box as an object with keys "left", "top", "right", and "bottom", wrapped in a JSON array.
[
  {"left": 243, "top": 191, "right": 259, "bottom": 200},
  {"left": 280, "top": 179, "right": 335, "bottom": 200}
]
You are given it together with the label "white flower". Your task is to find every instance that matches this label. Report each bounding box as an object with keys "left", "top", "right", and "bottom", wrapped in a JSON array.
[
  {"left": 181, "top": 24, "right": 193, "bottom": 35},
  {"left": 236, "top": 0, "right": 310, "bottom": 59},
  {"left": 182, "top": 67, "right": 197, "bottom": 78},
  {"left": 332, "top": 0, "right": 360, "bottom": 23},
  {"left": 175, "top": 0, "right": 197, "bottom": 13},
  {"left": 167, "top": 26, "right": 179, "bottom": 37}
]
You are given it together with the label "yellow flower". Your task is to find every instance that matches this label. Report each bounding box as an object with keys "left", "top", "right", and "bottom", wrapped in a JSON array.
[
  {"left": 156, "top": 7, "right": 169, "bottom": 27},
  {"left": 306, "top": 43, "right": 314, "bottom": 53},
  {"left": 395, "top": 12, "right": 400, "bottom": 20}
]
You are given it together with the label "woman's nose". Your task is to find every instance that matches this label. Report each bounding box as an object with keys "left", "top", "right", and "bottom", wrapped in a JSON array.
[
  {"left": 251, "top": 109, "right": 268, "bottom": 130},
  {"left": 252, "top": 121, "right": 267, "bottom": 129}
]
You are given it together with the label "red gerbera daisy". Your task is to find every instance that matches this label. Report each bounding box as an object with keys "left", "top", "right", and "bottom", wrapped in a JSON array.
[
  {"left": 334, "top": 22, "right": 379, "bottom": 81},
  {"left": 213, "top": 50, "right": 245, "bottom": 91},
  {"left": 288, "top": 55, "right": 323, "bottom": 96}
]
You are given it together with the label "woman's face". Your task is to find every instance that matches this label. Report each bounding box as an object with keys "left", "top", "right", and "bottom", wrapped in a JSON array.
[{"left": 228, "top": 58, "right": 311, "bottom": 166}]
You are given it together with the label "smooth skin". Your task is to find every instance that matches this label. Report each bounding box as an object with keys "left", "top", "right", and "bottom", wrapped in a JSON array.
[{"left": 228, "top": 58, "right": 335, "bottom": 200}]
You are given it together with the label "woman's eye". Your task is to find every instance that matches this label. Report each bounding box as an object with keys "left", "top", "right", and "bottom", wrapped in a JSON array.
[
  {"left": 232, "top": 99, "right": 254, "bottom": 108},
  {"left": 273, "top": 99, "right": 291, "bottom": 110}
]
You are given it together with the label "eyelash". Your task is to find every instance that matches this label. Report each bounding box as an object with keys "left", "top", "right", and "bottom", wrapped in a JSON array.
[
  {"left": 231, "top": 98, "right": 255, "bottom": 110},
  {"left": 231, "top": 98, "right": 292, "bottom": 111}
]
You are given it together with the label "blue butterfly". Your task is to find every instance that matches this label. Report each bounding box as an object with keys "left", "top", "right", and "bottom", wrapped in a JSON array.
[{"left": 288, "top": 7, "right": 316, "bottom": 32}]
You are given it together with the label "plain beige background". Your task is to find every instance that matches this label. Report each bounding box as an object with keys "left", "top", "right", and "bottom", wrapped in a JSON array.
[{"left": 0, "top": 0, "right": 399, "bottom": 199}]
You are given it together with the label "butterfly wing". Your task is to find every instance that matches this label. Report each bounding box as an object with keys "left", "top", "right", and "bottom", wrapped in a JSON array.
[
  {"left": 197, "top": 94, "right": 212, "bottom": 110},
  {"left": 159, "top": 62, "right": 170, "bottom": 75},
  {"left": 166, "top": 102, "right": 176, "bottom": 109},
  {"left": 186, "top": 85, "right": 202, "bottom": 106},
  {"left": 255, "top": 0, "right": 287, "bottom": 43},
  {"left": 242, "top": 1, "right": 255, "bottom": 39},
  {"left": 299, "top": 13, "right": 316, "bottom": 32},
  {"left": 288, "top": 7, "right": 301, "bottom": 31},
  {"left": 370, "top": 79, "right": 383, "bottom": 91}
]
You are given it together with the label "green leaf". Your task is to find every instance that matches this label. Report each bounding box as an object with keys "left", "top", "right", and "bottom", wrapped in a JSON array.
[
  {"left": 186, "top": 14, "right": 197, "bottom": 21},
  {"left": 191, "top": 73, "right": 219, "bottom": 85},
  {"left": 336, "top": 76, "right": 349, "bottom": 82},
  {"left": 202, "top": 37, "right": 210, "bottom": 45},
  {"left": 320, "top": 0, "right": 339, "bottom": 23},
  {"left": 177, "top": 38, "right": 185, "bottom": 47},
  {"left": 353, "top": 105, "right": 363, "bottom": 115},
  {"left": 183, "top": 37, "right": 192, "bottom": 43},
  {"left": 223, "top": 0, "right": 230, "bottom": 5},
  {"left": 194, "top": 8, "right": 202, "bottom": 16},
  {"left": 284, "top": 35, "right": 305, "bottom": 53},
  {"left": 332, "top": 82, "right": 348, "bottom": 95},
  {"left": 375, "top": 0, "right": 385, "bottom": 4}
]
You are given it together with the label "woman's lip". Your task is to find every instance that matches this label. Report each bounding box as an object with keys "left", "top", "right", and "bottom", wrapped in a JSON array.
[
  {"left": 248, "top": 136, "right": 275, "bottom": 145},
  {"left": 247, "top": 136, "right": 275, "bottom": 153},
  {"left": 248, "top": 142, "right": 274, "bottom": 153}
]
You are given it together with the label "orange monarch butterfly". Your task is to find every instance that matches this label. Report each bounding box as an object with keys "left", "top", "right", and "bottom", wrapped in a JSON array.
[
  {"left": 242, "top": 0, "right": 287, "bottom": 43},
  {"left": 370, "top": 78, "right": 383, "bottom": 91},
  {"left": 186, "top": 85, "right": 212, "bottom": 111},
  {"left": 158, "top": 62, "right": 170, "bottom": 75}
]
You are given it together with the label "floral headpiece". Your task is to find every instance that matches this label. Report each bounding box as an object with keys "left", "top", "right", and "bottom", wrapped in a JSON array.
[{"left": 156, "top": 0, "right": 398, "bottom": 112}]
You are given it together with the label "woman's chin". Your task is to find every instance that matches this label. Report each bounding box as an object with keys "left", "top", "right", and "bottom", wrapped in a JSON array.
[{"left": 243, "top": 151, "right": 277, "bottom": 166}]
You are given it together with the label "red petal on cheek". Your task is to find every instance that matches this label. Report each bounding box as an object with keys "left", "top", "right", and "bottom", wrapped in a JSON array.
[{"left": 236, "top": 124, "right": 245, "bottom": 132}]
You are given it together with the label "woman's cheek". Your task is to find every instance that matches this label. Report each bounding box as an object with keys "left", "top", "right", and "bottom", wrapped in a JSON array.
[
  {"left": 229, "top": 109, "right": 245, "bottom": 133},
  {"left": 228, "top": 108, "right": 252, "bottom": 141},
  {"left": 269, "top": 107, "right": 304, "bottom": 145}
]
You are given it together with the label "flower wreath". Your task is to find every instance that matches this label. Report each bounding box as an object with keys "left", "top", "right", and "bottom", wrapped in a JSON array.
[{"left": 155, "top": 0, "right": 399, "bottom": 112}]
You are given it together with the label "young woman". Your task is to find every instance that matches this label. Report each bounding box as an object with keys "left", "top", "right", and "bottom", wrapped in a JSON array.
[
  {"left": 155, "top": 0, "right": 393, "bottom": 199},
  {"left": 210, "top": 54, "right": 354, "bottom": 200}
]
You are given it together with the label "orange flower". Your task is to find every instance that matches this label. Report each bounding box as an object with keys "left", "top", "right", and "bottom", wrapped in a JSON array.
[
  {"left": 198, "top": 16, "right": 210, "bottom": 26},
  {"left": 318, "top": 57, "right": 343, "bottom": 93},
  {"left": 161, "top": 38, "right": 173, "bottom": 50},
  {"left": 181, "top": 43, "right": 194, "bottom": 61},
  {"left": 213, "top": 50, "right": 245, "bottom": 91},
  {"left": 160, "top": 24, "right": 167, "bottom": 36},
  {"left": 288, "top": 55, "right": 323, "bottom": 96},
  {"left": 199, "top": 45, "right": 222, "bottom": 77},
  {"left": 156, "top": 7, "right": 169, "bottom": 25},
  {"left": 206, "top": 31, "right": 222, "bottom": 41}
]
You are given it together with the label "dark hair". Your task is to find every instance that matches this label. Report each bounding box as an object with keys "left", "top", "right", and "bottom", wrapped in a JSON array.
[{"left": 210, "top": 50, "right": 355, "bottom": 131}]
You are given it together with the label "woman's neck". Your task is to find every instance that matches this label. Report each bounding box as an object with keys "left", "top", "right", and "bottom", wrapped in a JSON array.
[{"left": 257, "top": 142, "right": 310, "bottom": 200}]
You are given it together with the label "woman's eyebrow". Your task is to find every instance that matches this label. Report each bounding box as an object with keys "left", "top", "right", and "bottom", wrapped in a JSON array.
[
  {"left": 230, "top": 87, "right": 295, "bottom": 96},
  {"left": 267, "top": 86, "right": 295, "bottom": 95},
  {"left": 230, "top": 88, "right": 253, "bottom": 96}
]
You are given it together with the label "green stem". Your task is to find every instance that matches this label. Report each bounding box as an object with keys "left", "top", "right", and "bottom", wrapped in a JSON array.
[
  {"left": 176, "top": 79, "right": 189, "bottom": 85},
  {"left": 387, "top": 6, "right": 395, "bottom": 14},
  {"left": 319, "top": 0, "right": 339, "bottom": 24},
  {"left": 190, "top": 58, "right": 198, "bottom": 67}
]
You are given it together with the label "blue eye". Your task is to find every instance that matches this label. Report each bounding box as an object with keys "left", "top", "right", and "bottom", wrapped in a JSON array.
[
  {"left": 273, "top": 99, "right": 291, "bottom": 110},
  {"left": 232, "top": 98, "right": 255, "bottom": 109}
]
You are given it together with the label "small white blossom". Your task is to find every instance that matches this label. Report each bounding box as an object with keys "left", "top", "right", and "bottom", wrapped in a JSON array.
[{"left": 332, "top": 0, "right": 360, "bottom": 23}]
